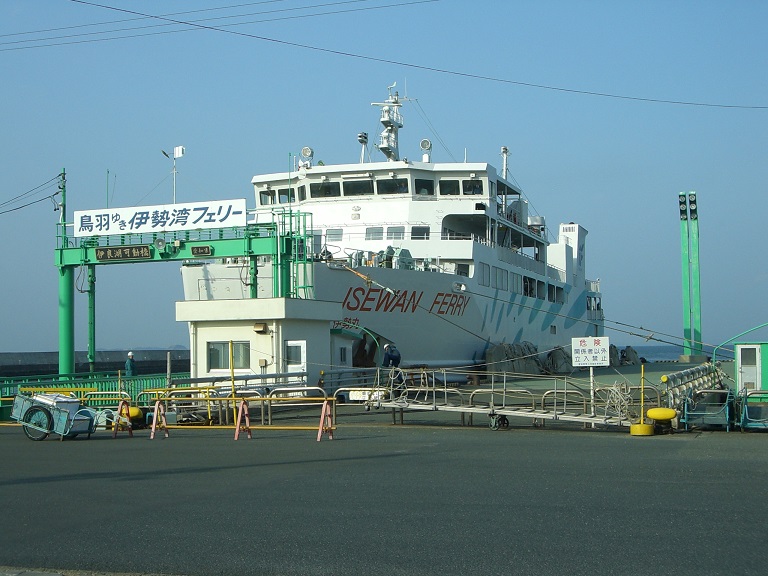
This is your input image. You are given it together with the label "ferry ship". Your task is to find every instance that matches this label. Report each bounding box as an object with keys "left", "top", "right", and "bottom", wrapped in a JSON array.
[{"left": 178, "top": 86, "right": 604, "bottom": 383}]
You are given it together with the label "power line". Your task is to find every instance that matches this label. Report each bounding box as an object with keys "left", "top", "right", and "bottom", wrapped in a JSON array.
[
  {"left": 1, "top": 1, "right": 436, "bottom": 48},
  {"left": 0, "top": 175, "right": 59, "bottom": 208},
  {"left": 0, "top": 192, "right": 59, "bottom": 216},
  {"left": 46, "top": 0, "right": 766, "bottom": 110},
  {"left": 0, "top": 1, "right": 290, "bottom": 38}
]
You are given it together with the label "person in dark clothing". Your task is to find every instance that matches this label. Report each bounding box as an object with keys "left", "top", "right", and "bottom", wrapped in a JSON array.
[
  {"left": 382, "top": 343, "right": 401, "bottom": 368},
  {"left": 382, "top": 343, "right": 403, "bottom": 387},
  {"left": 125, "top": 351, "right": 137, "bottom": 377}
]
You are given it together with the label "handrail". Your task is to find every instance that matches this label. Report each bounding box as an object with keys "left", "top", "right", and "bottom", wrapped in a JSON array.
[{"left": 541, "top": 389, "right": 587, "bottom": 413}]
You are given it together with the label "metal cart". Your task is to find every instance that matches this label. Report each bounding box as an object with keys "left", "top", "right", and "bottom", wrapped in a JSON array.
[
  {"left": 10, "top": 393, "right": 104, "bottom": 441},
  {"left": 739, "top": 390, "right": 768, "bottom": 431},
  {"left": 681, "top": 388, "right": 735, "bottom": 432}
]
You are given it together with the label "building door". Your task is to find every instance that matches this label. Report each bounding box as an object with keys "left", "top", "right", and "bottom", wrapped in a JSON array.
[
  {"left": 284, "top": 340, "right": 306, "bottom": 384},
  {"left": 738, "top": 345, "right": 761, "bottom": 391}
]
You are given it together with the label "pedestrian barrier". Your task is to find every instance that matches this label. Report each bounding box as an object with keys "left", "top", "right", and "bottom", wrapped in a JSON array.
[{"left": 144, "top": 387, "right": 336, "bottom": 441}]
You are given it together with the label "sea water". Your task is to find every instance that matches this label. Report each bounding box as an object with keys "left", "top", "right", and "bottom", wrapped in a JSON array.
[{"left": 623, "top": 345, "right": 684, "bottom": 362}]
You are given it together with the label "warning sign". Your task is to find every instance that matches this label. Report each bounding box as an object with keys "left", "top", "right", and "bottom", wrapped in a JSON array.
[{"left": 571, "top": 337, "right": 610, "bottom": 367}]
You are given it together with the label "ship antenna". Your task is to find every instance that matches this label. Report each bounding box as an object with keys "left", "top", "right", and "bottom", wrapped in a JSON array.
[
  {"left": 357, "top": 132, "right": 369, "bottom": 164},
  {"left": 501, "top": 146, "right": 509, "bottom": 180},
  {"left": 371, "top": 83, "right": 404, "bottom": 162}
]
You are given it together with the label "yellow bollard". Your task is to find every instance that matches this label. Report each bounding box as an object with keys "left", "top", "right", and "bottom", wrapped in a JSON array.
[{"left": 630, "top": 364, "right": 654, "bottom": 436}]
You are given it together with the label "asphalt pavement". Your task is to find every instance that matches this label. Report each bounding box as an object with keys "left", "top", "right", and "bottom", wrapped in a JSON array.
[{"left": 1, "top": 403, "right": 765, "bottom": 576}]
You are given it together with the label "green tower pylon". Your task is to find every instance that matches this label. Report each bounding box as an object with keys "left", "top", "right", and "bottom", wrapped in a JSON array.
[{"left": 678, "top": 191, "right": 703, "bottom": 358}]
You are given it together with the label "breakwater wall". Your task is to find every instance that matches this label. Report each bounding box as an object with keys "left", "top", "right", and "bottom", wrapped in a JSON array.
[{"left": 0, "top": 350, "right": 190, "bottom": 378}]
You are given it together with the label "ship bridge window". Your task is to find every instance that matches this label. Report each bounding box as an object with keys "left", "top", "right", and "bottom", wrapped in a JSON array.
[
  {"left": 278, "top": 188, "right": 295, "bottom": 203},
  {"left": 343, "top": 180, "right": 374, "bottom": 196},
  {"left": 297, "top": 185, "right": 306, "bottom": 201},
  {"left": 259, "top": 189, "right": 276, "bottom": 205},
  {"left": 310, "top": 181, "right": 341, "bottom": 198},
  {"left": 415, "top": 178, "right": 435, "bottom": 196},
  {"left": 411, "top": 226, "right": 430, "bottom": 240},
  {"left": 377, "top": 178, "right": 409, "bottom": 195},
  {"left": 208, "top": 341, "right": 250, "bottom": 371},
  {"left": 387, "top": 226, "right": 405, "bottom": 240},
  {"left": 365, "top": 227, "right": 384, "bottom": 240},
  {"left": 440, "top": 180, "right": 460, "bottom": 195},
  {"left": 326, "top": 228, "right": 343, "bottom": 242},
  {"left": 463, "top": 180, "right": 484, "bottom": 195}
]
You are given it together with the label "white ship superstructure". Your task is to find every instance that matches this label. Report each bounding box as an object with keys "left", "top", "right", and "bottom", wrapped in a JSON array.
[{"left": 178, "top": 87, "right": 604, "bottom": 383}]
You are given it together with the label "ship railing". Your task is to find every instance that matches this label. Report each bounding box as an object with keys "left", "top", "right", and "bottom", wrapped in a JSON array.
[
  {"left": 587, "top": 309, "right": 605, "bottom": 321},
  {"left": 546, "top": 265, "right": 567, "bottom": 283},
  {"left": 496, "top": 246, "right": 547, "bottom": 276},
  {"left": 586, "top": 279, "right": 601, "bottom": 292}
]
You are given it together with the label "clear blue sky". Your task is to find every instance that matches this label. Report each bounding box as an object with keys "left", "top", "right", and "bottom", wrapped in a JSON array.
[{"left": 1, "top": 0, "right": 766, "bottom": 356}]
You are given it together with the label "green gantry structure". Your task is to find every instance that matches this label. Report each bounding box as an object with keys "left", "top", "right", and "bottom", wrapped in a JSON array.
[{"left": 54, "top": 170, "right": 312, "bottom": 375}]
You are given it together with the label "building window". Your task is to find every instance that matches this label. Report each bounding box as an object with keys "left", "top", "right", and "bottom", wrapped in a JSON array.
[
  {"left": 387, "top": 226, "right": 405, "bottom": 240},
  {"left": 439, "top": 180, "right": 460, "bottom": 195},
  {"left": 414, "top": 178, "right": 435, "bottom": 196},
  {"left": 310, "top": 181, "right": 341, "bottom": 198},
  {"left": 343, "top": 180, "right": 374, "bottom": 196},
  {"left": 208, "top": 341, "right": 250, "bottom": 370},
  {"left": 411, "top": 226, "right": 430, "bottom": 240},
  {"left": 365, "top": 227, "right": 384, "bottom": 240},
  {"left": 285, "top": 344, "right": 303, "bottom": 366},
  {"left": 377, "top": 178, "right": 409, "bottom": 195}
]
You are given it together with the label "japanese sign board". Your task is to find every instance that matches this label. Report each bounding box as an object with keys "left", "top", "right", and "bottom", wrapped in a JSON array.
[
  {"left": 571, "top": 337, "right": 610, "bottom": 367},
  {"left": 95, "top": 245, "right": 151, "bottom": 262},
  {"left": 191, "top": 245, "right": 213, "bottom": 257},
  {"left": 74, "top": 199, "right": 247, "bottom": 238}
]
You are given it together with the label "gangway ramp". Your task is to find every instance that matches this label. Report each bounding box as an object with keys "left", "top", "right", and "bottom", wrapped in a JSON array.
[
  {"left": 374, "top": 395, "right": 632, "bottom": 429},
  {"left": 346, "top": 374, "right": 639, "bottom": 429}
]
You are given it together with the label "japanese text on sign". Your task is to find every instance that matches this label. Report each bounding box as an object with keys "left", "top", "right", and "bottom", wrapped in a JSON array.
[
  {"left": 95, "top": 245, "right": 151, "bottom": 261},
  {"left": 74, "top": 199, "right": 247, "bottom": 238},
  {"left": 571, "top": 337, "right": 610, "bottom": 367}
]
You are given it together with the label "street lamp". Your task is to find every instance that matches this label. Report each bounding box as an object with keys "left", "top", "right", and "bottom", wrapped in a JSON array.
[{"left": 162, "top": 145, "right": 185, "bottom": 203}]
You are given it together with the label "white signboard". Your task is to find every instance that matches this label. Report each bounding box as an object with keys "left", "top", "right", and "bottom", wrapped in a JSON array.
[
  {"left": 74, "top": 199, "right": 247, "bottom": 237},
  {"left": 571, "top": 337, "right": 610, "bottom": 367}
]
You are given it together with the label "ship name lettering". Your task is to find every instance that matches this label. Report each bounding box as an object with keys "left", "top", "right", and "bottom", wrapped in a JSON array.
[
  {"left": 342, "top": 286, "right": 423, "bottom": 313},
  {"left": 428, "top": 292, "right": 470, "bottom": 316}
]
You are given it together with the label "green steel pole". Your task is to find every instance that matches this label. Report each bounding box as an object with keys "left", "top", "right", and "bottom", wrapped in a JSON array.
[
  {"left": 249, "top": 256, "right": 257, "bottom": 299},
  {"left": 688, "top": 192, "right": 703, "bottom": 356},
  {"left": 87, "top": 265, "right": 96, "bottom": 372},
  {"left": 58, "top": 169, "right": 76, "bottom": 375},
  {"left": 679, "top": 192, "right": 692, "bottom": 356}
]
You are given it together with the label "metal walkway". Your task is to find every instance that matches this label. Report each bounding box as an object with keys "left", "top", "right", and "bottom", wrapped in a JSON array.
[
  {"left": 333, "top": 368, "right": 649, "bottom": 430},
  {"left": 373, "top": 396, "right": 632, "bottom": 429}
]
